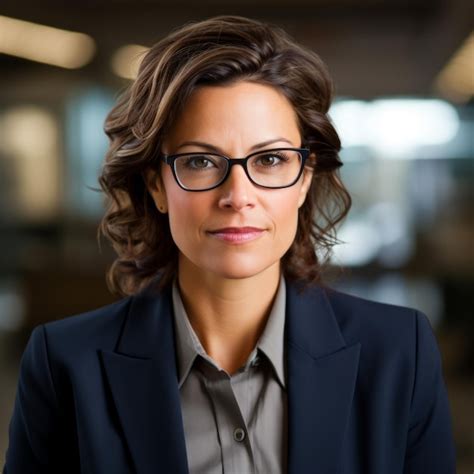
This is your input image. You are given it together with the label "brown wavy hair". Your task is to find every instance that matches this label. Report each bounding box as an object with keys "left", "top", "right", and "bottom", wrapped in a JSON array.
[{"left": 98, "top": 14, "right": 351, "bottom": 297}]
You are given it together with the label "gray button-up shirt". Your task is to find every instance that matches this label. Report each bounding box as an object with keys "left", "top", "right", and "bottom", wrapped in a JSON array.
[{"left": 171, "top": 275, "right": 288, "bottom": 474}]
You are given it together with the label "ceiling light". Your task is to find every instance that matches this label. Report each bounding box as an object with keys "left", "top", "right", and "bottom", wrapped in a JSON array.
[
  {"left": 330, "top": 98, "right": 460, "bottom": 157},
  {"left": 0, "top": 15, "right": 96, "bottom": 69},
  {"left": 111, "top": 44, "right": 149, "bottom": 80}
]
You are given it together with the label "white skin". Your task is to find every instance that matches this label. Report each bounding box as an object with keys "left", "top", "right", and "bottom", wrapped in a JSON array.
[{"left": 146, "top": 80, "right": 314, "bottom": 374}]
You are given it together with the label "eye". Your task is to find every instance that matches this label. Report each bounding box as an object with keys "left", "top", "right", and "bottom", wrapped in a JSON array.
[
  {"left": 255, "top": 152, "right": 289, "bottom": 167},
  {"left": 184, "top": 155, "right": 218, "bottom": 169}
]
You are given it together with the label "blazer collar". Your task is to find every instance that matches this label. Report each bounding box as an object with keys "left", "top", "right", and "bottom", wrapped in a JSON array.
[{"left": 100, "top": 279, "right": 360, "bottom": 474}]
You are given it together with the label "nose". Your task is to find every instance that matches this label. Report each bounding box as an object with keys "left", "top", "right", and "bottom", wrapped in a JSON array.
[{"left": 217, "top": 162, "right": 256, "bottom": 211}]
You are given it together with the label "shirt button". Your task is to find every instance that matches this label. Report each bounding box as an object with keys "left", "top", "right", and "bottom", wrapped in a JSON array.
[{"left": 233, "top": 427, "right": 246, "bottom": 442}]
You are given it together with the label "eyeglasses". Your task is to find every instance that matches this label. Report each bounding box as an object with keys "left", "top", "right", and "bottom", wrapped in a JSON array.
[{"left": 160, "top": 147, "right": 311, "bottom": 192}]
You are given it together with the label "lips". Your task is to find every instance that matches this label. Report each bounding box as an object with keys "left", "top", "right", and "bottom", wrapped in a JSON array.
[
  {"left": 207, "top": 226, "right": 266, "bottom": 243},
  {"left": 209, "top": 227, "right": 265, "bottom": 233}
]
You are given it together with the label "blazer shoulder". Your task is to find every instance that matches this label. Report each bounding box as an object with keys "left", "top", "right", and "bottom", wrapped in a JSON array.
[
  {"left": 321, "top": 285, "right": 424, "bottom": 347},
  {"left": 319, "top": 286, "right": 446, "bottom": 398},
  {"left": 40, "top": 296, "right": 133, "bottom": 355}
]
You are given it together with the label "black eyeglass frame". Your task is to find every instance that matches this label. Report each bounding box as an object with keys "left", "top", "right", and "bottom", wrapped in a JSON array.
[{"left": 159, "top": 147, "right": 311, "bottom": 192}]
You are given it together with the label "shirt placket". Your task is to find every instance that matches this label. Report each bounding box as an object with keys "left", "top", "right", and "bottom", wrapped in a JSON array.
[{"left": 198, "top": 359, "right": 256, "bottom": 474}]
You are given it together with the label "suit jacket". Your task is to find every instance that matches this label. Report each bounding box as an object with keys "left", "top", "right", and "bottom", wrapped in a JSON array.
[{"left": 4, "top": 279, "right": 456, "bottom": 474}]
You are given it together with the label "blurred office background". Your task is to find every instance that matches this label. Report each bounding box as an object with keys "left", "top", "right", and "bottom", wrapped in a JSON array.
[{"left": 0, "top": 0, "right": 472, "bottom": 470}]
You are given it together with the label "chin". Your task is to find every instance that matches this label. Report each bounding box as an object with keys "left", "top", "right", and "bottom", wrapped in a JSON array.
[{"left": 178, "top": 246, "right": 284, "bottom": 281}]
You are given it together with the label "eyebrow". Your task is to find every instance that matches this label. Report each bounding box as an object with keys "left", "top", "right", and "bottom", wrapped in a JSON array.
[{"left": 175, "top": 137, "right": 295, "bottom": 154}]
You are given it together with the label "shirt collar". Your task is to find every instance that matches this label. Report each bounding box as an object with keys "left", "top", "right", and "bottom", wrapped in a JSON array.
[{"left": 171, "top": 275, "right": 287, "bottom": 390}]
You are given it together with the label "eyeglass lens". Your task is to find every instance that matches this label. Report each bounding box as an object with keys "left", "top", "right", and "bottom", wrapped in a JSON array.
[{"left": 173, "top": 149, "right": 303, "bottom": 190}]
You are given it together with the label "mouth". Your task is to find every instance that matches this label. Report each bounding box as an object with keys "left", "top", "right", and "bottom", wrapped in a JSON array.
[{"left": 207, "top": 227, "right": 266, "bottom": 244}]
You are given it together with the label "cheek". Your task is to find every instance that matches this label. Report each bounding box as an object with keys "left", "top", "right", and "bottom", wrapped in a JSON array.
[
  {"left": 161, "top": 170, "right": 198, "bottom": 240},
  {"left": 268, "top": 188, "right": 302, "bottom": 241},
  {"left": 167, "top": 194, "right": 209, "bottom": 246}
]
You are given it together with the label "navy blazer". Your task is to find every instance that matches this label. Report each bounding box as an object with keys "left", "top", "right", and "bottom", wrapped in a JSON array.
[{"left": 4, "top": 279, "right": 456, "bottom": 473}]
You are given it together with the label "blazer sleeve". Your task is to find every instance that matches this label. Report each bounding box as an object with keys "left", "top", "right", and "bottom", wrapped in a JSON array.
[
  {"left": 3, "top": 325, "right": 70, "bottom": 473},
  {"left": 403, "top": 311, "right": 457, "bottom": 473}
]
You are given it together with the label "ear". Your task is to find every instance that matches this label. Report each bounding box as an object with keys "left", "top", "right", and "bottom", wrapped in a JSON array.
[
  {"left": 144, "top": 168, "right": 168, "bottom": 213},
  {"left": 297, "top": 156, "right": 315, "bottom": 208}
]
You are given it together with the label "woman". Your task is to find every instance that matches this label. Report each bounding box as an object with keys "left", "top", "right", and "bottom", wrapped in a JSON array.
[{"left": 4, "top": 15, "right": 456, "bottom": 474}]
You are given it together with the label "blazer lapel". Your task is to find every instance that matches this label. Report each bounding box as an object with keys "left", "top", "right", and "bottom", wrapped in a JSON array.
[
  {"left": 286, "top": 282, "right": 361, "bottom": 474},
  {"left": 100, "top": 284, "right": 189, "bottom": 474}
]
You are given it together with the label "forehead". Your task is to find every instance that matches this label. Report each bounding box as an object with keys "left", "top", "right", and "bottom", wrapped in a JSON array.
[{"left": 163, "top": 81, "right": 301, "bottom": 151}]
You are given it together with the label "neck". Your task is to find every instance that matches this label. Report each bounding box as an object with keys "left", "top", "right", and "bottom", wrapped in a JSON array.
[{"left": 177, "top": 256, "right": 281, "bottom": 374}]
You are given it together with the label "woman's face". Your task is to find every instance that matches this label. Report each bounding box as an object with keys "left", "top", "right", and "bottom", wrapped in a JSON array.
[{"left": 146, "top": 80, "right": 313, "bottom": 281}]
